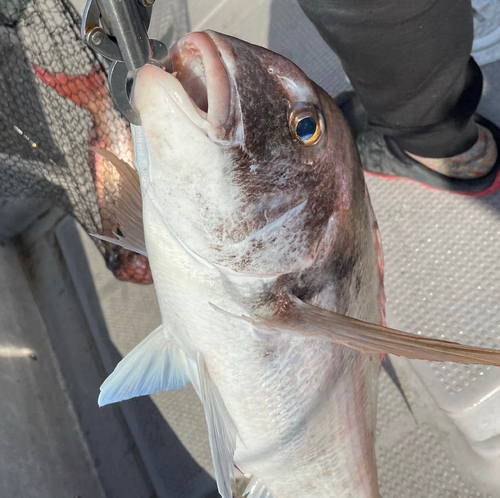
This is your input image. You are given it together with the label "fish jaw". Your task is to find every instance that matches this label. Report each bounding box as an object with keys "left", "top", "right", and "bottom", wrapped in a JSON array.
[
  {"left": 133, "top": 32, "right": 233, "bottom": 136},
  {"left": 170, "top": 31, "right": 233, "bottom": 128}
]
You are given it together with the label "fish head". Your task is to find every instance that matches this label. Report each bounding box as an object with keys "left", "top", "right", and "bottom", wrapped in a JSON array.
[{"left": 133, "top": 31, "right": 363, "bottom": 276}]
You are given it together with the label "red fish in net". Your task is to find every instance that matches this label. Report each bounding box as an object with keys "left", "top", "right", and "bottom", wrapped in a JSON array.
[{"left": 32, "top": 63, "right": 152, "bottom": 285}]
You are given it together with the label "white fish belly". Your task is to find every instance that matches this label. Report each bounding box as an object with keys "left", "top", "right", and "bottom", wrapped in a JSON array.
[{"left": 144, "top": 195, "right": 380, "bottom": 498}]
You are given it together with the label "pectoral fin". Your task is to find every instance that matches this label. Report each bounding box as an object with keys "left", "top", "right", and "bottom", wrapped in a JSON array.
[
  {"left": 221, "top": 296, "right": 500, "bottom": 366},
  {"left": 99, "top": 325, "right": 189, "bottom": 406}
]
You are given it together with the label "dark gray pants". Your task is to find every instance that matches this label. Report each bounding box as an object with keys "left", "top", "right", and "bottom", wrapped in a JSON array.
[{"left": 298, "top": 0, "right": 481, "bottom": 157}]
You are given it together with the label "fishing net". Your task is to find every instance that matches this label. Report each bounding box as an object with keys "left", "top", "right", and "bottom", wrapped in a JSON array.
[{"left": 0, "top": 0, "right": 152, "bottom": 283}]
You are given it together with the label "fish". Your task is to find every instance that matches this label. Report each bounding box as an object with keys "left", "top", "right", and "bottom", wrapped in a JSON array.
[
  {"left": 32, "top": 64, "right": 152, "bottom": 285},
  {"left": 97, "top": 31, "right": 500, "bottom": 497}
]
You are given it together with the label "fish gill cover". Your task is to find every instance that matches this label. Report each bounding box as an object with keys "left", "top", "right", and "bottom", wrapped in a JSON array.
[{"left": 0, "top": 0, "right": 152, "bottom": 283}]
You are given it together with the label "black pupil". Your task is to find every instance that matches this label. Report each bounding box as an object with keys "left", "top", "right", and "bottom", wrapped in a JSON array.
[{"left": 296, "top": 117, "right": 317, "bottom": 141}]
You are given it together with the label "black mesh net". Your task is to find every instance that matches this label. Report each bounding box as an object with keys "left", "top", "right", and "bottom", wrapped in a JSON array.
[{"left": 0, "top": 0, "right": 152, "bottom": 283}]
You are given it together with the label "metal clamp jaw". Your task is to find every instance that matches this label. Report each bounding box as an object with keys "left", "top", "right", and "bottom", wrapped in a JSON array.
[{"left": 81, "top": 0, "right": 172, "bottom": 124}]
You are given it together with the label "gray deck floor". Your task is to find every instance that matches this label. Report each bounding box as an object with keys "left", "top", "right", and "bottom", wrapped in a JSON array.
[{"left": 0, "top": 239, "right": 105, "bottom": 498}]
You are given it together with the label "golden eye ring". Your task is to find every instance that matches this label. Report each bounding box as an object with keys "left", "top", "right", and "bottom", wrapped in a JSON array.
[{"left": 289, "top": 106, "right": 323, "bottom": 146}]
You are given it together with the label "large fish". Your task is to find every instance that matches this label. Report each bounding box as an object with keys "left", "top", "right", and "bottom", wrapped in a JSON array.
[{"left": 97, "top": 32, "right": 500, "bottom": 497}]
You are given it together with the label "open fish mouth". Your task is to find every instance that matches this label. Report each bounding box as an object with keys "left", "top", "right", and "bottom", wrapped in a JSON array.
[
  {"left": 169, "top": 31, "right": 232, "bottom": 128},
  {"left": 132, "top": 31, "right": 235, "bottom": 135}
]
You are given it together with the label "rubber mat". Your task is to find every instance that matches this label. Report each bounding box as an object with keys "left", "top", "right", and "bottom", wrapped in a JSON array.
[{"left": 367, "top": 173, "right": 500, "bottom": 453}]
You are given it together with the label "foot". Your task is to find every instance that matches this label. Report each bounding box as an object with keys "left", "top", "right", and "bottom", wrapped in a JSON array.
[
  {"left": 406, "top": 125, "right": 498, "bottom": 179},
  {"left": 336, "top": 91, "right": 500, "bottom": 195}
]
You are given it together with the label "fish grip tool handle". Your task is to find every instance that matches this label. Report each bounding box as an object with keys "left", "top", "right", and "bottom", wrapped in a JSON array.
[{"left": 81, "top": 0, "right": 172, "bottom": 124}]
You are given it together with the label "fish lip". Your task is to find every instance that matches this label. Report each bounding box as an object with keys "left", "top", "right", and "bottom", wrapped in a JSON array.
[{"left": 170, "top": 31, "right": 234, "bottom": 131}]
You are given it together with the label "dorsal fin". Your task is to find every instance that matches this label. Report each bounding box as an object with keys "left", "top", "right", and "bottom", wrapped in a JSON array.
[{"left": 90, "top": 147, "right": 146, "bottom": 255}]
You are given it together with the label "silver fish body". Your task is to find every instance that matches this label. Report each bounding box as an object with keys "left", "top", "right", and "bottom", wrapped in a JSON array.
[{"left": 130, "top": 30, "right": 383, "bottom": 497}]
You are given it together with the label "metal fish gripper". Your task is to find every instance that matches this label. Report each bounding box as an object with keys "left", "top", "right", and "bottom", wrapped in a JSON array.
[{"left": 81, "top": 0, "right": 172, "bottom": 124}]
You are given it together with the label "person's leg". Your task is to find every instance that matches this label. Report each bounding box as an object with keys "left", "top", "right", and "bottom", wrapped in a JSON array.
[{"left": 297, "top": 0, "right": 497, "bottom": 181}]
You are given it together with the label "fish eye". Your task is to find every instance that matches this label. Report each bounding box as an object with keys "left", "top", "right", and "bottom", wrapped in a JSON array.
[{"left": 290, "top": 106, "right": 323, "bottom": 146}]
